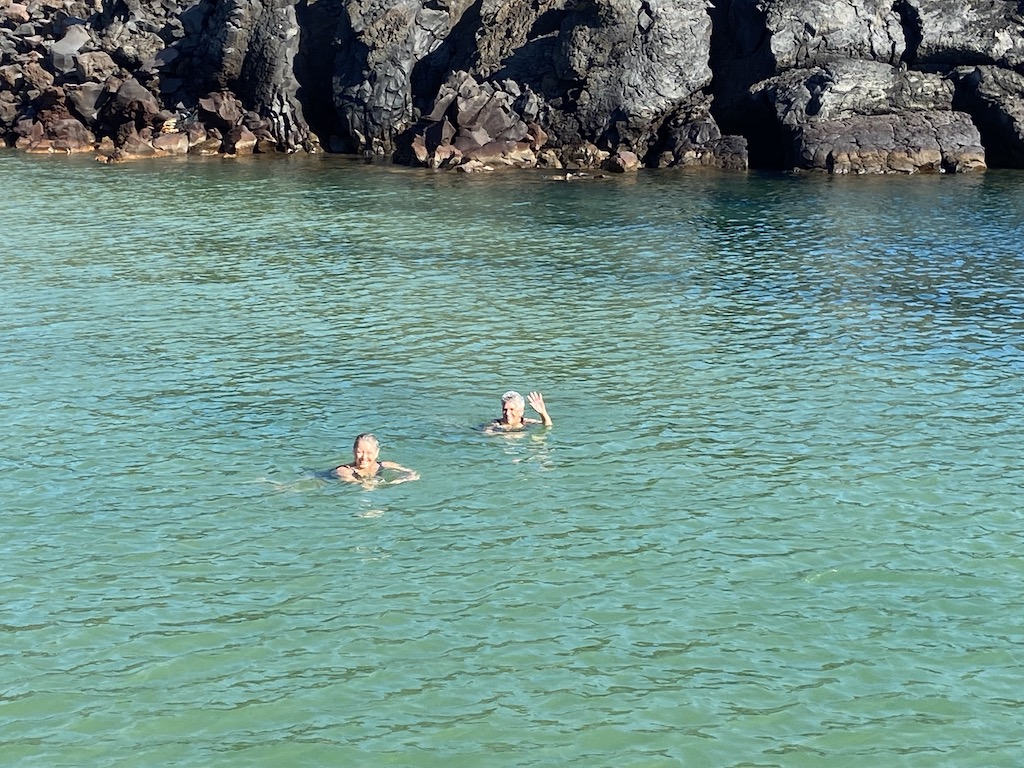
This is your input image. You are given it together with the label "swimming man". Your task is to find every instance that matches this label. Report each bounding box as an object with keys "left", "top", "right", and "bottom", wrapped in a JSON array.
[{"left": 485, "top": 390, "right": 552, "bottom": 433}]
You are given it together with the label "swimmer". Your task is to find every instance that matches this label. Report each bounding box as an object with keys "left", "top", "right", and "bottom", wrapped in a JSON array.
[
  {"left": 334, "top": 433, "right": 419, "bottom": 485},
  {"left": 484, "top": 390, "right": 552, "bottom": 433}
]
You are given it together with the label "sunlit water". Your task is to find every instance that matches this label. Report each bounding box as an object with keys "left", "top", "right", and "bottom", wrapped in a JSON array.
[{"left": 2, "top": 150, "right": 1023, "bottom": 766}]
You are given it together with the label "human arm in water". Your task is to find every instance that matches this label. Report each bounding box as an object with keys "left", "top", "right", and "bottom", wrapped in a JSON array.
[
  {"left": 333, "top": 464, "right": 360, "bottom": 482},
  {"left": 334, "top": 461, "right": 418, "bottom": 484},
  {"left": 526, "top": 390, "right": 553, "bottom": 427},
  {"left": 379, "top": 460, "right": 419, "bottom": 484}
]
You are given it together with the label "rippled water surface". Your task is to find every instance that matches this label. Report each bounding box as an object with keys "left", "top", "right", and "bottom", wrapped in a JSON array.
[{"left": 2, "top": 150, "right": 1023, "bottom": 766}]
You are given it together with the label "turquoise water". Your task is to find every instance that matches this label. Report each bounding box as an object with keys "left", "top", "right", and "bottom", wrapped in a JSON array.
[{"left": 2, "top": 150, "right": 1023, "bottom": 766}]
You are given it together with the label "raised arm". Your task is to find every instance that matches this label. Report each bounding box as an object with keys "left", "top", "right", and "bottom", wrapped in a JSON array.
[{"left": 527, "top": 390, "right": 553, "bottom": 426}]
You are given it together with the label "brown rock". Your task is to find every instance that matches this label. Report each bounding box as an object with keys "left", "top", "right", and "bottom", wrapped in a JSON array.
[
  {"left": 537, "top": 149, "right": 563, "bottom": 168},
  {"left": 562, "top": 142, "right": 610, "bottom": 170},
  {"left": 185, "top": 124, "right": 208, "bottom": 146},
  {"left": 526, "top": 122, "right": 548, "bottom": 151},
  {"left": 108, "top": 78, "right": 162, "bottom": 129},
  {"left": 455, "top": 159, "right": 493, "bottom": 173},
  {"left": 224, "top": 125, "right": 257, "bottom": 155},
  {"left": 4, "top": 3, "right": 30, "bottom": 23},
  {"left": 423, "top": 118, "right": 456, "bottom": 152},
  {"left": 453, "top": 126, "right": 490, "bottom": 153},
  {"left": 96, "top": 136, "right": 116, "bottom": 157},
  {"left": 431, "top": 143, "right": 462, "bottom": 169},
  {"left": 119, "top": 125, "right": 157, "bottom": 157},
  {"left": 198, "top": 92, "right": 245, "bottom": 132},
  {"left": 75, "top": 51, "right": 118, "bottom": 83},
  {"left": 465, "top": 139, "right": 518, "bottom": 164},
  {"left": 191, "top": 137, "right": 224, "bottom": 156},
  {"left": 14, "top": 119, "right": 44, "bottom": 149},
  {"left": 23, "top": 61, "right": 54, "bottom": 90},
  {"left": 411, "top": 134, "right": 429, "bottom": 165},
  {"left": 603, "top": 150, "right": 640, "bottom": 172},
  {"left": 502, "top": 142, "right": 537, "bottom": 168},
  {"left": 153, "top": 131, "right": 190, "bottom": 155},
  {"left": 48, "top": 117, "right": 95, "bottom": 152}
]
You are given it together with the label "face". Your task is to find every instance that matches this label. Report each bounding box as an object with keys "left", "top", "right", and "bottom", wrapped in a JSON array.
[
  {"left": 353, "top": 438, "right": 380, "bottom": 466},
  {"left": 502, "top": 399, "right": 525, "bottom": 423}
]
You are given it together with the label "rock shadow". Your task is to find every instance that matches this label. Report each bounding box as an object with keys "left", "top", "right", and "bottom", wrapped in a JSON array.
[{"left": 707, "top": 0, "right": 784, "bottom": 168}]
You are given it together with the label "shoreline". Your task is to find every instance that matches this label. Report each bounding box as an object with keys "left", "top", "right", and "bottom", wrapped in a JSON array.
[{"left": 2, "top": 2, "right": 1022, "bottom": 175}]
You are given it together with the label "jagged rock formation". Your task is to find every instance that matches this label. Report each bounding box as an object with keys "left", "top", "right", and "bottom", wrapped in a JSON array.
[{"left": 1, "top": 0, "right": 1023, "bottom": 173}]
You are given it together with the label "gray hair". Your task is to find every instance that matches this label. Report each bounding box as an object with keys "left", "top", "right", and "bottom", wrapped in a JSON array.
[
  {"left": 353, "top": 433, "right": 379, "bottom": 451},
  {"left": 501, "top": 391, "right": 525, "bottom": 409}
]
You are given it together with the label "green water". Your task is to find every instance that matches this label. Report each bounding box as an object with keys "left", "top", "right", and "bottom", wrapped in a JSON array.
[{"left": 2, "top": 151, "right": 1023, "bottom": 766}]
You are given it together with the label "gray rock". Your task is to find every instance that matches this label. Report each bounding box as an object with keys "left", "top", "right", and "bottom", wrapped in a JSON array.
[
  {"left": 765, "top": 0, "right": 905, "bottom": 69},
  {"left": 757, "top": 60, "right": 955, "bottom": 126},
  {"left": 792, "top": 110, "right": 986, "bottom": 172},
  {"left": 334, "top": 0, "right": 452, "bottom": 154},
  {"left": 49, "top": 23, "right": 92, "bottom": 76},
  {"left": 66, "top": 81, "right": 106, "bottom": 124},
  {"left": 551, "top": 0, "right": 713, "bottom": 153},
  {"left": 233, "top": 0, "right": 317, "bottom": 150},
  {"left": 907, "top": 0, "right": 1024, "bottom": 70}
]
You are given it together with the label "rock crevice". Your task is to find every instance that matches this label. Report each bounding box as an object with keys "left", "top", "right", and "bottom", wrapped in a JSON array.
[{"left": 2, "top": 0, "right": 1023, "bottom": 171}]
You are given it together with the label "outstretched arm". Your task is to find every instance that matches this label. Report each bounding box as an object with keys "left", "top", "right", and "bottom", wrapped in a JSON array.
[
  {"left": 527, "top": 390, "right": 553, "bottom": 426},
  {"left": 381, "top": 461, "right": 420, "bottom": 484}
]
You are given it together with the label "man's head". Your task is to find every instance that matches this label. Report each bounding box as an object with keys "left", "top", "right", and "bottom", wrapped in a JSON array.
[
  {"left": 501, "top": 390, "right": 525, "bottom": 422},
  {"left": 353, "top": 433, "right": 380, "bottom": 465}
]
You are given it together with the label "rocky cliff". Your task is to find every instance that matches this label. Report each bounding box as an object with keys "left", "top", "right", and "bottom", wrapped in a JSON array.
[{"left": 2, "top": 0, "right": 1022, "bottom": 173}]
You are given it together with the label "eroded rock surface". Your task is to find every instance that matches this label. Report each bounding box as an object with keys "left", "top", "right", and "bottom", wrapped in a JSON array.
[{"left": 1, "top": 0, "right": 1022, "bottom": 171}]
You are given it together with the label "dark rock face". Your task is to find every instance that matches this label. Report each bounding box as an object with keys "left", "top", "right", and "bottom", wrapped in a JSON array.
[
  {"left": 1, "top": 0, "right": 1023, "bottom": 171},
  {"left": 952, "top": 65, "right": 1024, "bottom": 166}
]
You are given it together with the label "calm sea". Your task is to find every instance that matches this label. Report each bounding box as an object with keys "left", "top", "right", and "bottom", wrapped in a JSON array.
[{"left": 2, "top": 150, "right": 1023, "bottom": 766}]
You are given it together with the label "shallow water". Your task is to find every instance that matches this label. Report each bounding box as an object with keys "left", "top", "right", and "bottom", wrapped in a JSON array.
[{"left": 2, "top": 150, "right": 1023, "bottom": 766}]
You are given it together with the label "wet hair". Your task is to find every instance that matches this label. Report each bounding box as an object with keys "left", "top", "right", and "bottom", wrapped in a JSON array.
[
  {"left": 501, "top": 391, "right": 525, "bottom": 409},
  {"left": 353, "top": 433, "right": 379, "bottom": 451}
]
